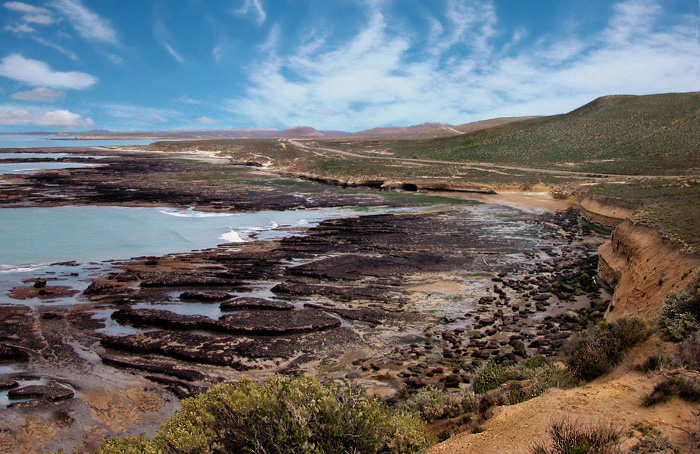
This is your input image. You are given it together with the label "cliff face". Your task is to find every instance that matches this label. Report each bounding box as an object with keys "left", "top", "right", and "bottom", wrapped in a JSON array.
[
  {"left": 579, "top": 195, "right": 699, "bottom": 321},
  {"left": 598, "top": 220, "right": 700, "bottom": 321},
  {"left": 579, "top": 196, "right": 635, "bottom": 230}
]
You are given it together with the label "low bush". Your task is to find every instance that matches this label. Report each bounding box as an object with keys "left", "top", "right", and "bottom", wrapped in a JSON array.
[
  {"left": 643, "top": 376, "right": 700, "bottom": 407},
  {"left": 97, "top": 375, "right": 433, "bottom": 454},
  {"left": 659, "top": 270, "right": 700, "bottom": 342},
  {"left": 397, "top": 387, "right": 478, "bottom": 423},
  {"left": 472, "top": 362, "right": 528, "bottom": 394},
  {"left": 565, "top": 317, "right": 650, "bottom": 381},
  {"left": 504, "top": 365, "right": 576, "bottom": 405},
  {"left": 531, "top": 419, "right": 621, "bottom": 454},
  {"left": 472, "top": 356, "right": 575, "bottom": 409}
]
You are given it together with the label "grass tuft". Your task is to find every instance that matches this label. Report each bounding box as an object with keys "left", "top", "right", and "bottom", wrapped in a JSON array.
[
  {"left": 643, "top": 376, "right": 700, "bottom": 407},
  {"left": 531, "top": 419, "right": 621, "bottom": 454}
]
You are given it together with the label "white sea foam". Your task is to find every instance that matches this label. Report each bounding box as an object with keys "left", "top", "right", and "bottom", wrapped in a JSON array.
[
  {"left": 0, "top": 263, "right": 48, "bottom": 274},
  {"left": 220, "top": 229, "right": 245, "bottom": 243},
  {"left": 160, "top": 208, "right": 235, "bottom": 218}
]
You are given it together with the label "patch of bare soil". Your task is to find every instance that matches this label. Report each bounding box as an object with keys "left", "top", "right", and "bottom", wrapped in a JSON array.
[{"left": 431, "top": 365, "right": 698, "bottom": 454}]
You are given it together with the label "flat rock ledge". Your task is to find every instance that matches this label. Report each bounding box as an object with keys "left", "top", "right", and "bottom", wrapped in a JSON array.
[
  {"left": 112, "top": 308, "right": 340, "bottom": 335},
  {"left": 220, "top": 298, "right": 294, "bottom": 311}
]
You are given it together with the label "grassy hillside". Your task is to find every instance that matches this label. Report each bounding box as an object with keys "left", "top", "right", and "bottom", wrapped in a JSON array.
[{"left": 389, "top": 92, "right": 700, "bottom": 175}]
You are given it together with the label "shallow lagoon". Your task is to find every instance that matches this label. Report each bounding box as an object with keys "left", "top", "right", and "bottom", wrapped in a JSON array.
[
  {"left": 0, "top": 205, "right": 364, "bottom": 269},
  {"left": 0, "top": 135, "right": 153, "bottom": 148},
  {"left": 0, "top": 162, "right": 97, "bottom": 174}
]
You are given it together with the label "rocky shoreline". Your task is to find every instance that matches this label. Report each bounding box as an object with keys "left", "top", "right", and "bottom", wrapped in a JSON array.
[
  {"left": 8, "top": 207, "right": 607, "bottom": 400},
  {"left": 0, "top": 149, "right": 612, "bottom": 451}
]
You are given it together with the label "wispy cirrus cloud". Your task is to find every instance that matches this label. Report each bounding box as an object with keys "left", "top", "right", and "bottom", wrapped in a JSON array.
[
  {"left": 99, "top": 103, "right": 180, "bottom": 125},
  {"left": 32, "top": 36, "right": 79, "bottom": 61},
  {"left": 0, "top": 104, "right": 93, "bottom": 127},
  {"left": 164, "top": 42, "right": 184, "bottom": 63},
  {"left": 51, "top": 0, "right": 118, "bottom": 45},
  {"left": 193, "top": 116, "right": 218, "bottom": 125},
  {"left": 178, "top": 96, "right": 200, "bottom": 105},
  {"left": 0, "top": 54, "right": 96, "bottom": 89},
  {"left": 11, "top": 87, "right": 65, "bottom": 102},
  {"left": 3, "top": 1, "right": 56, "bottom": 34},
  {"left": 227, "top": 0, "right": 700, "bottom": 130},
  {"left": 235, "top": 0, "right": 266, "bottom": 26}
]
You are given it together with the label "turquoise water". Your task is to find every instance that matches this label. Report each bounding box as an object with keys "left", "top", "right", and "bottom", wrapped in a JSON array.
[
  {"left": 0, "top": 135, "right": 153, "bottom": 149},
  {"left": 0, "top": 162, "right": 96, "bottom": 174},
  {"left": 0, "top": 152, "right": 70, "bottom": 160},
  {"left": 0, "top": 206, "right": 357, "bottom": 269}
]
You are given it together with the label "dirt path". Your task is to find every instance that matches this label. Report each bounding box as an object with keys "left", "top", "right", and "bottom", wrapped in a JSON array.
[{"left": 284, "top": 140, "right": 685, "bottom": 180}]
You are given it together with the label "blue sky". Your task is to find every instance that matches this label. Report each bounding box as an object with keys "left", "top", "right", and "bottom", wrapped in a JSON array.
[{"left": 0, "top": 0, "right": 698, "bottom": 132}]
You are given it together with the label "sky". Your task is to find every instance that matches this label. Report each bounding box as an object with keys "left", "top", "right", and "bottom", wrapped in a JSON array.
[{"left": 0, "top": 0, "right": 698, "bottom": 132}]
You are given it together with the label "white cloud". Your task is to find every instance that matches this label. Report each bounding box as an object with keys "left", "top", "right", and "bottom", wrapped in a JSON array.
[
  {"left": 0, "top": 54, "right": 96, "bottom": 89},
  {"left": 4, "top": 1, "right": 49, "bottom": 14},
  {"left": 194, "top": 116, "right": 218, "bottom": 125},
  {"left": 24, "top": 14, "right": 54, "bottom": 24},
  {"left": 213, "top": 46, "right": 222, "bottom": 62},
  {"left": 51, "top": 0, "right": 118, "bottom": 45},
  {"left": 3, "top": 1, "right": 55, "bottom": 34},
  {"left": 258, "top": 24, "right": 280, "bottom": 54},
  {"left": 11, "top": 87, "right": 65, "bottom": 102},
  {"left": 3, "top": 23, "right": 35, "bottom": 33},
  {"left": 228, "top": 0, "right": 700, "bottom": 130},
  {"left": 178, "top": 96, "right": 200, "bottom": 104},
  {"left": 236, "top": 0, "right": 266, "bottom": 26},
  {"left": 0, "top": 105, "right": 93, "bottom": 127},
  {"left": 164, "top": 43, "right": 184, "bottom": 63}
]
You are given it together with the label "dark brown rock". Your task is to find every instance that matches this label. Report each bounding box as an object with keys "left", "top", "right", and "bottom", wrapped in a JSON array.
[
  {"left": 221, "top": 298, "right": 294, "bottom": 311},
  {"left": 8, "top": 384, "right": 74, "bottom": 401},
  {"left": 180, "top": 290, "right": 232, "bottom": 302}
]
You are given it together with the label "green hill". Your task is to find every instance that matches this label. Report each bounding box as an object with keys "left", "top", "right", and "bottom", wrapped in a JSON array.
[{"left": 390, "top": 92, "right": 700, "bottom": 175}]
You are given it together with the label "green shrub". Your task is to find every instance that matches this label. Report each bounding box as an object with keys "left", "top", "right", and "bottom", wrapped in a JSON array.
[
  {"left": 97, "top": 375, "right": 433, "bottom": 454},
  {"left": 565, "top": 317, "right": 650, "bottom": 381},
  {"left": 472, "top": 362, "right": 527, "bottom": 394},
  {"left": 98, "top": 435, "right": 161, "bottom": 454},
  {"left": 396, "top": 387, "right": 478, "bottom": 423},
  {"left": 659, "top": 270, "right": 700, "bottom": 341},
  {"left": 472, "top": 356, "right": 575, "bottom": 407},
  {"left": 531, "top": 420, "right": 621, "bottom": 454},
  {"left": 504, "top": 365, "right": 576, "bottom": 405}
]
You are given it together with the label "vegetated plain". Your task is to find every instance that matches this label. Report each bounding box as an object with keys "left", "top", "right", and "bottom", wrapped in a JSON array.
[{"left": 149, "top": 91, "right": 700, "bottom": 254}]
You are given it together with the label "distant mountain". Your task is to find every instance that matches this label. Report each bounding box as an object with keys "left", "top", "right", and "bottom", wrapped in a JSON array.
[
  {"left": 351, "top": 122, "right": 447, "bottom": 137},
  {"left": 280, "top": 126, "right": 326, "bottom": 138},
  {"left": 454, "top": 117, "right": 540, "bottom": 133},
  {"left": 4, "top": 116, "right": 536, "bottom": 141}
]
